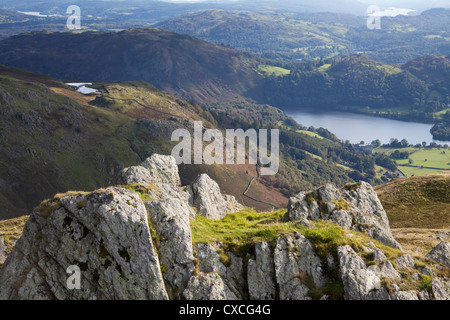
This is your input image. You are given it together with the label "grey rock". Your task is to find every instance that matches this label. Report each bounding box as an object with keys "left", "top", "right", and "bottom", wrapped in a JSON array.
[
  {"left": 0, "top": 187, "right": 168, "bottom": 300},
  {"left": 283, "top": 181, "right": 402, "bottom": 250},
  {"left": 418, "top": 290, "right": 430, "bottom": 300},
  {"left": 141, "top": 154, "right": 181, "bottom": 186},
  {"left": 192, "top": 174, "right": 228, "bottom": 221},
  {"left": 323, "top": 202, "right": 337, "bottom": 218},
  {"left": 373, "top": 248, "right": 387, "bottom": 265},
  {"left": 274, "top": 236, "right": 311, "bottom": 300},
  {"left": 145, "top": 198, "right": 196, "bottom": 299},
  {"left": 380, "top": 261, "right": 401, "bottom": 280},
  {"left": 247, "top": 242, "right": 276, "bottom": 300},
  {"left": 309, "top": 201, "right": 320, "bottom": 221},
  {"left": 420, "top": 266, "right": 434, "bottom": 277},
  {"left": 300, "top": 219, "right": 312, "bottom": 229},
  {"left": 294, "top": 233, "right": 328, "bottom": 288},
  {"left": 147, "top": 183, "right": 193, "bottom": 207},
  {"left": 120, "top": 154, "right": 181, "bottom": 186},
  {"left": 120, "top": 165, "right": 154, "bottom": 185},
  {"left": 337, "top": 245, "right": 384, "bottom": 300},
  {"left": 426, "top": 241, "right": 450, "bottom": 267},
  {"left": 183, "top": 273, "right": 239, "bottom": 300},
  {"left": 284, "top": 192, "right": 309, "bottom": 222},
  {"left": 391, "top": 291, "right": 419, "bottom": 300},
  {"left": 195, "top": 243, "right": 245, "bottom": 299},
  {"left": 223, "top": 194, "right": 244, "bottom": 214},
  {"left": 224, "top": 252, "right": 247, "bottom": 299},
  {"left": 327, "top": 254, "right": 335, "bottom": 269},
  {"left": 395, "top": 254, "right": 415, "bottom": 270},
  {"left": 367, "top": 288, "right": 390, "bottom": 300},
  {"left": 431, "top": 278, "right": 450, "bottom": 300},
  {"left": 318, "top": 184, "right": 339, "bottom": 202},
  {"left": 196, "top": 243, "right": 227, "bottom": 276},
  {"left": 330, "top": 210, "right": 353, "bottom": 229},
  {"left": 0, "top": 237, "right": 7, "bottom": 264}
]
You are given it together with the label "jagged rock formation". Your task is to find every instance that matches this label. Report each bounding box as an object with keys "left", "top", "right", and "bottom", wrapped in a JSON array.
[
  {"left": 247, "top": 241, "right": 276, "bottom": 300},
  {"left": 145, "top": 198, "right": 196, "bottom": 299},
  {"left": 426, "top": 241, "right": 450, "bottom": 267},
  {"left": 191, "top": 173, "right": 242, "bottom": 220},
  {"left": 195, "top": 242, "right": 246, "bottom": 299},
  {"left": 119, "top": 154, "right": 181, "bottom": 186},
  {"left": 0, "top": 187, "right": 168, "bottom": 300},
  {"left": 283, "top": 182, "right": 402, "bottom": 250},
  {"left": 0, "top": 154, "right": 449, "bottom": 300}
]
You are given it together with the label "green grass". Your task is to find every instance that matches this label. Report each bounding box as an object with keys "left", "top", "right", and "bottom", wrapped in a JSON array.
[
  {"left": 317, "top": 64, "right": 331, "bottom": 72},
  {"left": 296, "top": 130, "right": 325, "bottom": 140},
  {"left": 190, "top": 208, "right": 402, "bottom": 261},
  {"left": 256, "top": 65, "right": 290, "bottom": 77},
  {"left": 375, "top": 147, "right": 450, "bottom": 177},
  {"left": 397, "top": 166, "right": 442, "bottom": 178},
  {"left": 191, "top": 208, "right": 294, "bottom": 255},
  {"left": 123, "top": 183, "right": 157, "bottom": 201}
]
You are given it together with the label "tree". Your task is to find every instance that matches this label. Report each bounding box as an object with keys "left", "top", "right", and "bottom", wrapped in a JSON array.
[
  {"left": 401, "top": 139, "right": 409, "bottom": 148},
  {"left": 371, "top": 139, "right": 381, "bottom": 148}
]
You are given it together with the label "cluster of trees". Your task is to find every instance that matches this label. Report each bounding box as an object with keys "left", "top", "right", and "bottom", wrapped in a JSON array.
[
  {"left": 431, "top": 111, "right": 450, "bottom": 141},
  {"left": 262, "top": 55, "right": 450, "bottom": 125}
]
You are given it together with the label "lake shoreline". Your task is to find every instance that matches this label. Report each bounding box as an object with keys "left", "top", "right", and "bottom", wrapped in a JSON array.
[
  {"left": 285, "top": 108, "right": 449, "bottom": 145},
  {"left": 281, "top": 106, "right": 438, "bottom": 125}
]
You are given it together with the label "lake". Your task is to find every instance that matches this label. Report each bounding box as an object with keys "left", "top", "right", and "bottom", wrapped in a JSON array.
[{"left": 287, "top": 109, "right": 447, "bottom": 145}]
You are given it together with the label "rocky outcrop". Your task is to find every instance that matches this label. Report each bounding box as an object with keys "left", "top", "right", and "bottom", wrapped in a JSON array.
[
  {"left": 195, "top": 242, "right": 246, "bottom": 299},
  {"left": 247, "top": 242, "right": 276, "bottom": 300},
  {"left": 1, "top": 154, "right": 448, "bottom": 301},
  {"left": 338, "top": 245, "right": 388, "bottom": 300},
  {"left": 0, "top": 187, "right": 168, "bottom": 300},
  {"left": 119, "top": 154, "right": 181, "bottom": 186},
  {"left": 183, "top": 273, "right": 239, "bottom": 300},
  {"left": 191, "top": 174, "right": 228, "bottom": 220},
  {"left": 426, "top": 241, "right": 450, "bottom": 267},
  {"left": 223, "top": 194, "right": 244, "bottom": 214},
  {"left": 284, "top": 182, "right": 402, "bottom": 250},
  {"left": 274, "top": 236, "right": 311, "bottom": 300},
  {"left": 380, "top": 261, "right": 401, "bottom": 279},
  {"left": 145, "top": 198, "right": 196, "bottom": 299},
  {"left": 431, "top": 278, "right": 450, "bottom": 300},
  {"left": 395, "top": 254, "right": 415, "bottom": 270}
]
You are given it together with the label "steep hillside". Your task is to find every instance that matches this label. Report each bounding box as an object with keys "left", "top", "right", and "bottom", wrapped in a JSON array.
[
  {"left": 0, "top": 65, "right": 400, "bottom": 218},
  {"left": 0, "top": 28, "right": 263, "bottom": 103},
  {"left": 0, "top": 65, "right": 215, "bottom": 218},
  {"left": 376, "top": 173, "right": 450, "bottom": 229},
  {"left": 376, "top": 173, "right": 450, "bottom": 257}
]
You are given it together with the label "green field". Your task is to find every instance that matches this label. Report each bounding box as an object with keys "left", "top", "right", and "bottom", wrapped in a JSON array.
[
  {"left": 257, "top": 65, "right": 290, "bottom": 77},
  {"left": 375, "top": 147, "right": 450, "bottom": 177}
]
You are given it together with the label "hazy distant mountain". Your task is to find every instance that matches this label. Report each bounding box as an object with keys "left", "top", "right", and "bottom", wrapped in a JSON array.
[{"left": 157, "top": 8, "right": 450, "bottom": 63}]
